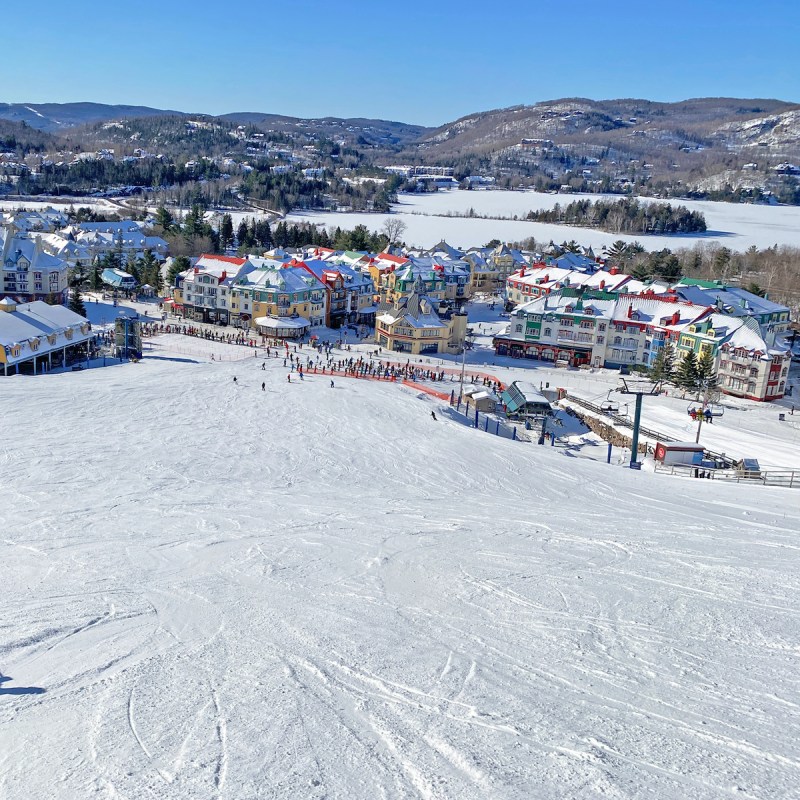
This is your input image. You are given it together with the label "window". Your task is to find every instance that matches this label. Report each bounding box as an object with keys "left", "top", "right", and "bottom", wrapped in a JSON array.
[
  {"left": 544, "top": 328, "right": 551, "bottom": 336},
  {"left": 598, "top": 323, "right": 606, "bottom": 331},
  {"left": 515, "top": 324, "right": 523, "bottom": 332},
  {"left": 597, "top": 336, "right": 604, "bottom": 343}
]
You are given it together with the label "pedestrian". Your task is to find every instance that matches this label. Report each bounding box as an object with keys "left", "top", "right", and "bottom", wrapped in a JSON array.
[
  {"left": 287, "top": 374, "right": 291, "bottom": 383},
  {"left": 233, "top": 376, "right": 237, "bottom": 383},
  {"left": 262, "top": 362, "right": 266, "bottom": 370}
]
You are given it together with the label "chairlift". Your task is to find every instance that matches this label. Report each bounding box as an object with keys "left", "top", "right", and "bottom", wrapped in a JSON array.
[
  {"left": 687, "top": 404, "right": 724, "bottom": 419},
  {"left": 601, "top": 390, "right": 620, "bottom": 414}
]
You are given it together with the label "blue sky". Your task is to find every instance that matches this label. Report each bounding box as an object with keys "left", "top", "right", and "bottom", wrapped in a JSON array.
[{"left": 5, "top": 0, "right": 799, "bottom": 126}]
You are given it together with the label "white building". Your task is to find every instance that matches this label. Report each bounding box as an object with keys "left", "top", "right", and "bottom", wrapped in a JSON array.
[
  {"left": 0, "top": 298, "right": 93, "bottom": 375},
  {"left": 1, "top": 228, "right": 70, "bottom": 303}
]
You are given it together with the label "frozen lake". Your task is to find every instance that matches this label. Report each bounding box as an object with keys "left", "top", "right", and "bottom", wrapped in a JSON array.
[{"left": 287, "top": 190, "right": 800, "bottom": 252}]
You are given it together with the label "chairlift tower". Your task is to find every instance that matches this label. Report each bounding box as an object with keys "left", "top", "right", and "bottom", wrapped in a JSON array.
[{"left": 618, "top": 377, "right": 662, "bottom": 469}]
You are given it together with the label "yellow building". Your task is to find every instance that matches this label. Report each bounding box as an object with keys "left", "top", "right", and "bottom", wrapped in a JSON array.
[{"left": 375, "top": 287, "right": 467, "bottom": 355}]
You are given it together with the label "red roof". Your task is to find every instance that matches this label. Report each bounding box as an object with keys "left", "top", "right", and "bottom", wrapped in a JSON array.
[
  {"left": 378, "top": 252, "right": 408, "bottom": 264},
  {"left": 197, "top": 254, "right": 247, "bottom": 265}
]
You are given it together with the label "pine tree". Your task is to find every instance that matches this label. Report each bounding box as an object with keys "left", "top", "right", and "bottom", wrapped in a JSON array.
[
  {"left": 219, "top": 213, "right": 234, "bottom": 250},
  {"left": 675, "top": 350, "right": 699, "bottom": 389},
  {"left": 696, "top": 349, "right": 717, "bottom": 388},
  {"left": 649, "top": 342, "right": 675, "bottom": 382},
  {"left": 90, "top": 262, "right": 102, "bottom": 292},
  {"left": 155, "top": 206, "right": 174, "bottom": 232},
  {"left": 236, "top": 221, "right": 251, "bottom": 250},
  {"left": 68, "top": 269, "right": 86, "bottom": 317},
  {"left": 167, "top": 256, "right": 191, "bottom": 288}
]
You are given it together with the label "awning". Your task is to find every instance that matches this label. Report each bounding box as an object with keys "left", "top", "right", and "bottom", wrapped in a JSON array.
[{"left": 254, "top": 316, "right": 310, "bottom": 330}]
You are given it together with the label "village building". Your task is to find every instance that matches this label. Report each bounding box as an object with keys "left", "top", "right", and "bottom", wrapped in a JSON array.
[
  {"left": 175, "top": 254, "right": 248, "bottom": 325},
  {"left": 229, "top": 259, "right": 326, "bottom": 332},
  {"left": 375, "top": 282, "right": 467, "bottom": 355},
  {"left": 1, "top": 228, "right": 70, "bottom": 303},
  {"left": 48, "top": 220, "right": 168, "bottom": 266},
  {"left": 0, "top": 297, "right": 93, "bottom": 376},
  {"left": 495, "top": 287, "right": 792, "bottom": 400}
]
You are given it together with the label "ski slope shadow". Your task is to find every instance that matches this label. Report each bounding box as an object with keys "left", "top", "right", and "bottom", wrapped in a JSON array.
[{"left": 0, "top": 674, "right": 45, "bottom": 695}]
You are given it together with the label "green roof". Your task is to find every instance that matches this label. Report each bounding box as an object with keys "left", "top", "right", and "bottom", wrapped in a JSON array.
[{"left": 676, "top": 278, "right": 725, "bottom": 289}]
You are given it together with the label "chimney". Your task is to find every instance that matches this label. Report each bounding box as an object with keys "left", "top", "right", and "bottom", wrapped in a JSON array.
[
  {"left": 609, "top": 266, "right": 619, "bottom": 275},
  {"left": 671, "top": 311, "right": 679, "bottom": 326},
  {"left": 519, "top": 266, "right": 525, "bottom": 277},
  {"left": 221, "top": 270, "right": 227, "bottom": 281},
  {"left": 599, "top": 280, "right": 605, "bottom": 289},
  {"left": 194, "top": 267, "right": 199, "bottom": 274}
]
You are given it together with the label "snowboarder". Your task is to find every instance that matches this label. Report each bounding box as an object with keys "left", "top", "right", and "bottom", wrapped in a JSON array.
[{"left": 431, "top": 411, "right": 437, "bottom": 421}]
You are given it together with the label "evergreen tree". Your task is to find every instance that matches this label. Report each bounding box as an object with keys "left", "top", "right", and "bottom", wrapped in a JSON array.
[
  {"left": 219, "top": 213, "right": 234, "bottom": 250},
  {"left": 155, "top": 206, "right": 174, "bottom": 232},
  {"left": 255, "top": 219, "right": 273, "bottom": 248},
  {"left": 138, "top": 250, "right": 161, "bottom": 291},
  {"left": 68, "top": 267, "right": 86, "bottom": 317},
  {"left": 236, "top": 220, "right": 250, "bottom": 250},
  {"left": 90, "top": 262, "right": 102, "bottom": 292},
  {"left": 696, "top": 349, "right": 717, "bottom": 388},
  {"left": 167, "top": 256, "right": 191, "bottom": 287},
  {"left": 675, "top": 350, "right": 699, "bottom": 389},
  {"left": 649, "top": 342, "right": 675, "bottom": 382}
]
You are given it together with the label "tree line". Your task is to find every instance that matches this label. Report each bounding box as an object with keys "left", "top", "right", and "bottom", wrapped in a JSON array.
[{"left": 526, "top": 198, "right": 707, "bottom": 234}]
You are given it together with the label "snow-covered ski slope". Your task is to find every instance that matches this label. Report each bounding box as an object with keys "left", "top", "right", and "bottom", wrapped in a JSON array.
[{"left": 2, "top": 353, "right": 799, "bottom": 799}]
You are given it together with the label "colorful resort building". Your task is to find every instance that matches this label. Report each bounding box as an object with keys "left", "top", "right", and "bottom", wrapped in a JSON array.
[
  {"left": 1, "top": 229, "right": 70, "bottom": 304},
  {"left": 494, "top": 288, "right": 792, "bottom": 401},
  {"left": 0, "top": 297, "right": 93, "bottom": 376},
  {"left": 375, "top": 283, "right": 467, "bottom": 355}
]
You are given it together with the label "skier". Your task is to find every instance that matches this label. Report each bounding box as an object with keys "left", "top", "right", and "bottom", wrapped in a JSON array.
[
  {"left": 233, "top": 376, "right": 237, "bottom": 383},
  {"left": 287, "top": 374, "right": 291, "bottom": 383},
  {"left": 262, "top": 382, "right": 266, "bottom": 391},
  {"left": 431, "top": 411, "right": 437, "bottom": 421},
  {"left": 262, "top": 362, "right": 266, "bottom": 370},
  {"left": 330, "top": 379, "right": 334, "bottom": 388}
]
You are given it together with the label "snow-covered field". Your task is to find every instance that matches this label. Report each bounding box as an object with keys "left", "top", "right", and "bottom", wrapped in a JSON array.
[
  {"left": 287, "top": 190, "right": 800, "bottom": 252},
  {"left": 0, "top": 198, "right": 120, "bottom": 215},
  {"left": 2, "top": 342, "right": 800, "bottom": 799}
]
